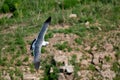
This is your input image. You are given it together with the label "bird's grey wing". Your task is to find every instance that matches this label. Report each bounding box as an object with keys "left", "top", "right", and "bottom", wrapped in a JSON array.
[
  {"left": 30, "top": 39, "right": 36, "bottom": 51},
  {"left": 33, "top": 45, "right": 42, "bottom": 70},
  {"left": 37, "top": 17, "right": 51, "bottom": 42},
  {"left": 33, "top": 17, "right": 51, "bottom": 70}
]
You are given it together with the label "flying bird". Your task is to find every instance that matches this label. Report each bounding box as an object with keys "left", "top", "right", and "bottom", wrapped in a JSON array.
[{"left": 30, "top": 17, "right": 51, "bottom": 71}]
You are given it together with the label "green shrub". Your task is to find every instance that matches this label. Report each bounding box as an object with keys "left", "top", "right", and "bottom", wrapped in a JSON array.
[
  {"left": 1, "top": 0, "right": 22, "bottom": 12},
  {"left": 54, "top": 41, "right": 72, "bottom": 52},
  {"left": 1, "top": 3, "right": 9, "bottom": 13},
  {"left": 1, "top": 0, "right": 22, "bottom": 17}
]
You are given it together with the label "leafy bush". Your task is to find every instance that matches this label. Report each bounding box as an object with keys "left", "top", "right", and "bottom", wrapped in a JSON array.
[
  {"left": 1, "top": 3, "right": 10, "bottom": 13},
  {"left": 1, "top": 0, "right": 22, "bottom": 13},
  {"left": 0, "top": 0, "right": 22, "bottom": 17}
]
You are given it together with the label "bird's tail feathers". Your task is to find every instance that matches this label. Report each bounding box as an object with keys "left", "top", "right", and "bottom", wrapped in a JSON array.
[{"left": 34, "top": 61, "right": 40, "bottom": 71}]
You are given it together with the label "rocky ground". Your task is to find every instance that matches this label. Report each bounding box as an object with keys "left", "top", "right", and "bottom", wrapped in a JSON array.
[{"left": 1, "top": 15, "right": 120, "bottom": 80}]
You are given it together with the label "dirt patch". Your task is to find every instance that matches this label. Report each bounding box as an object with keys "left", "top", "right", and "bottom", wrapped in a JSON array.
[
  {"left": 50, "top": 24, "right": 70, "bottom": 30},
  {"left": 46, "top": 33, "right": 79, "bottom": 53},
  {"left": 0, "top": 13, "right": 13, "bottom": 19}
]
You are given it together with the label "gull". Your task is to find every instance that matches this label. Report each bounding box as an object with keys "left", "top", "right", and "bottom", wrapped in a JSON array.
[{"left": 30, "top": 17, "right": 51, "bottom": 71}]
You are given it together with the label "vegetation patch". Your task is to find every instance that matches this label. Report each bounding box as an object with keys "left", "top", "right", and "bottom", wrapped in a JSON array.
[{"left": 54, "top": 41, "right": 72, "bottom": 52}]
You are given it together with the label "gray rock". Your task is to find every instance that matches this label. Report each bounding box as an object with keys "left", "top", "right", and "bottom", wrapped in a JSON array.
[
  {"left": 59, "top": 65, "right": 74, "bottom": 74},
  {"left": 65, "top": 65, "right": 74, "bottom": 74}
]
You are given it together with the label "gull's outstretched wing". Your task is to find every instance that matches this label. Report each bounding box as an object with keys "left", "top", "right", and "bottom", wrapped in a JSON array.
[
  {"left": 33, "top": 17, "right": 51, "bottom": 70},
  {"left": 37, "top": 16, "right": 51, "bottom": 42},
  {"left": 30, "top": 39, "right": 36, "bottom": 51}
]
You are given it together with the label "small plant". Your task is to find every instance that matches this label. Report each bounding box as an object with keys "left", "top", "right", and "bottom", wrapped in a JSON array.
[
  {"left": 114, "top": 46, "right": 120, "bottom": 60},
  {"left": 69, "top": 54, "right": 77, "bottom": 65},
  {"left": 29, "top": 63, "right": 35, "bottom": 73},
  {"left": 10, "top": 58, "right": 14, "bottom": 64},
  {"left": 15, "top": 59, "right": 22, "bottom": 66},
  {"left": 54, "top": 41, "right": 72, "bottom": 52},
  {"left": 14, "top": 68, "right": 23, "bottom": 79},
  {"left": 54, "top": 41, "right": 67, "bottom": 50},
  {"left": 45, "top": 31, "right": 53, "bottom": 40},
  {"left": 9, "top": 70, "right": 15, "bottom": 80},
  {"left": 111, "top": 62, "right": 119, "bottom": 73},
  {"left": 75, "top": 38, "right": 83, "bottom": 45},
  {"left": 105, "top": 56, "right": 111, "bottom": 62},
  {"left": 23, "top": 56, "right": 29, "bottom": 62},
  {"left": 41, "top": 47, "right": 47, "bottom": 53},
  {"left": 0, "top": 57, "right": 7, "bottom": 66},
  {"left": 0, "top": 17, "right": 7, "bottom": 25},
  {"left": 113, "top": 75, "right": 120, "bottom": 80},
  {"left": 88, "top": 64, "right": 96, "bottom": 71},
  {"left": 69, "top": 54, "right": 80, "bottom": 79},
  {"left": 112, "top": 61, "right": 120, "bottom": 80}
]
